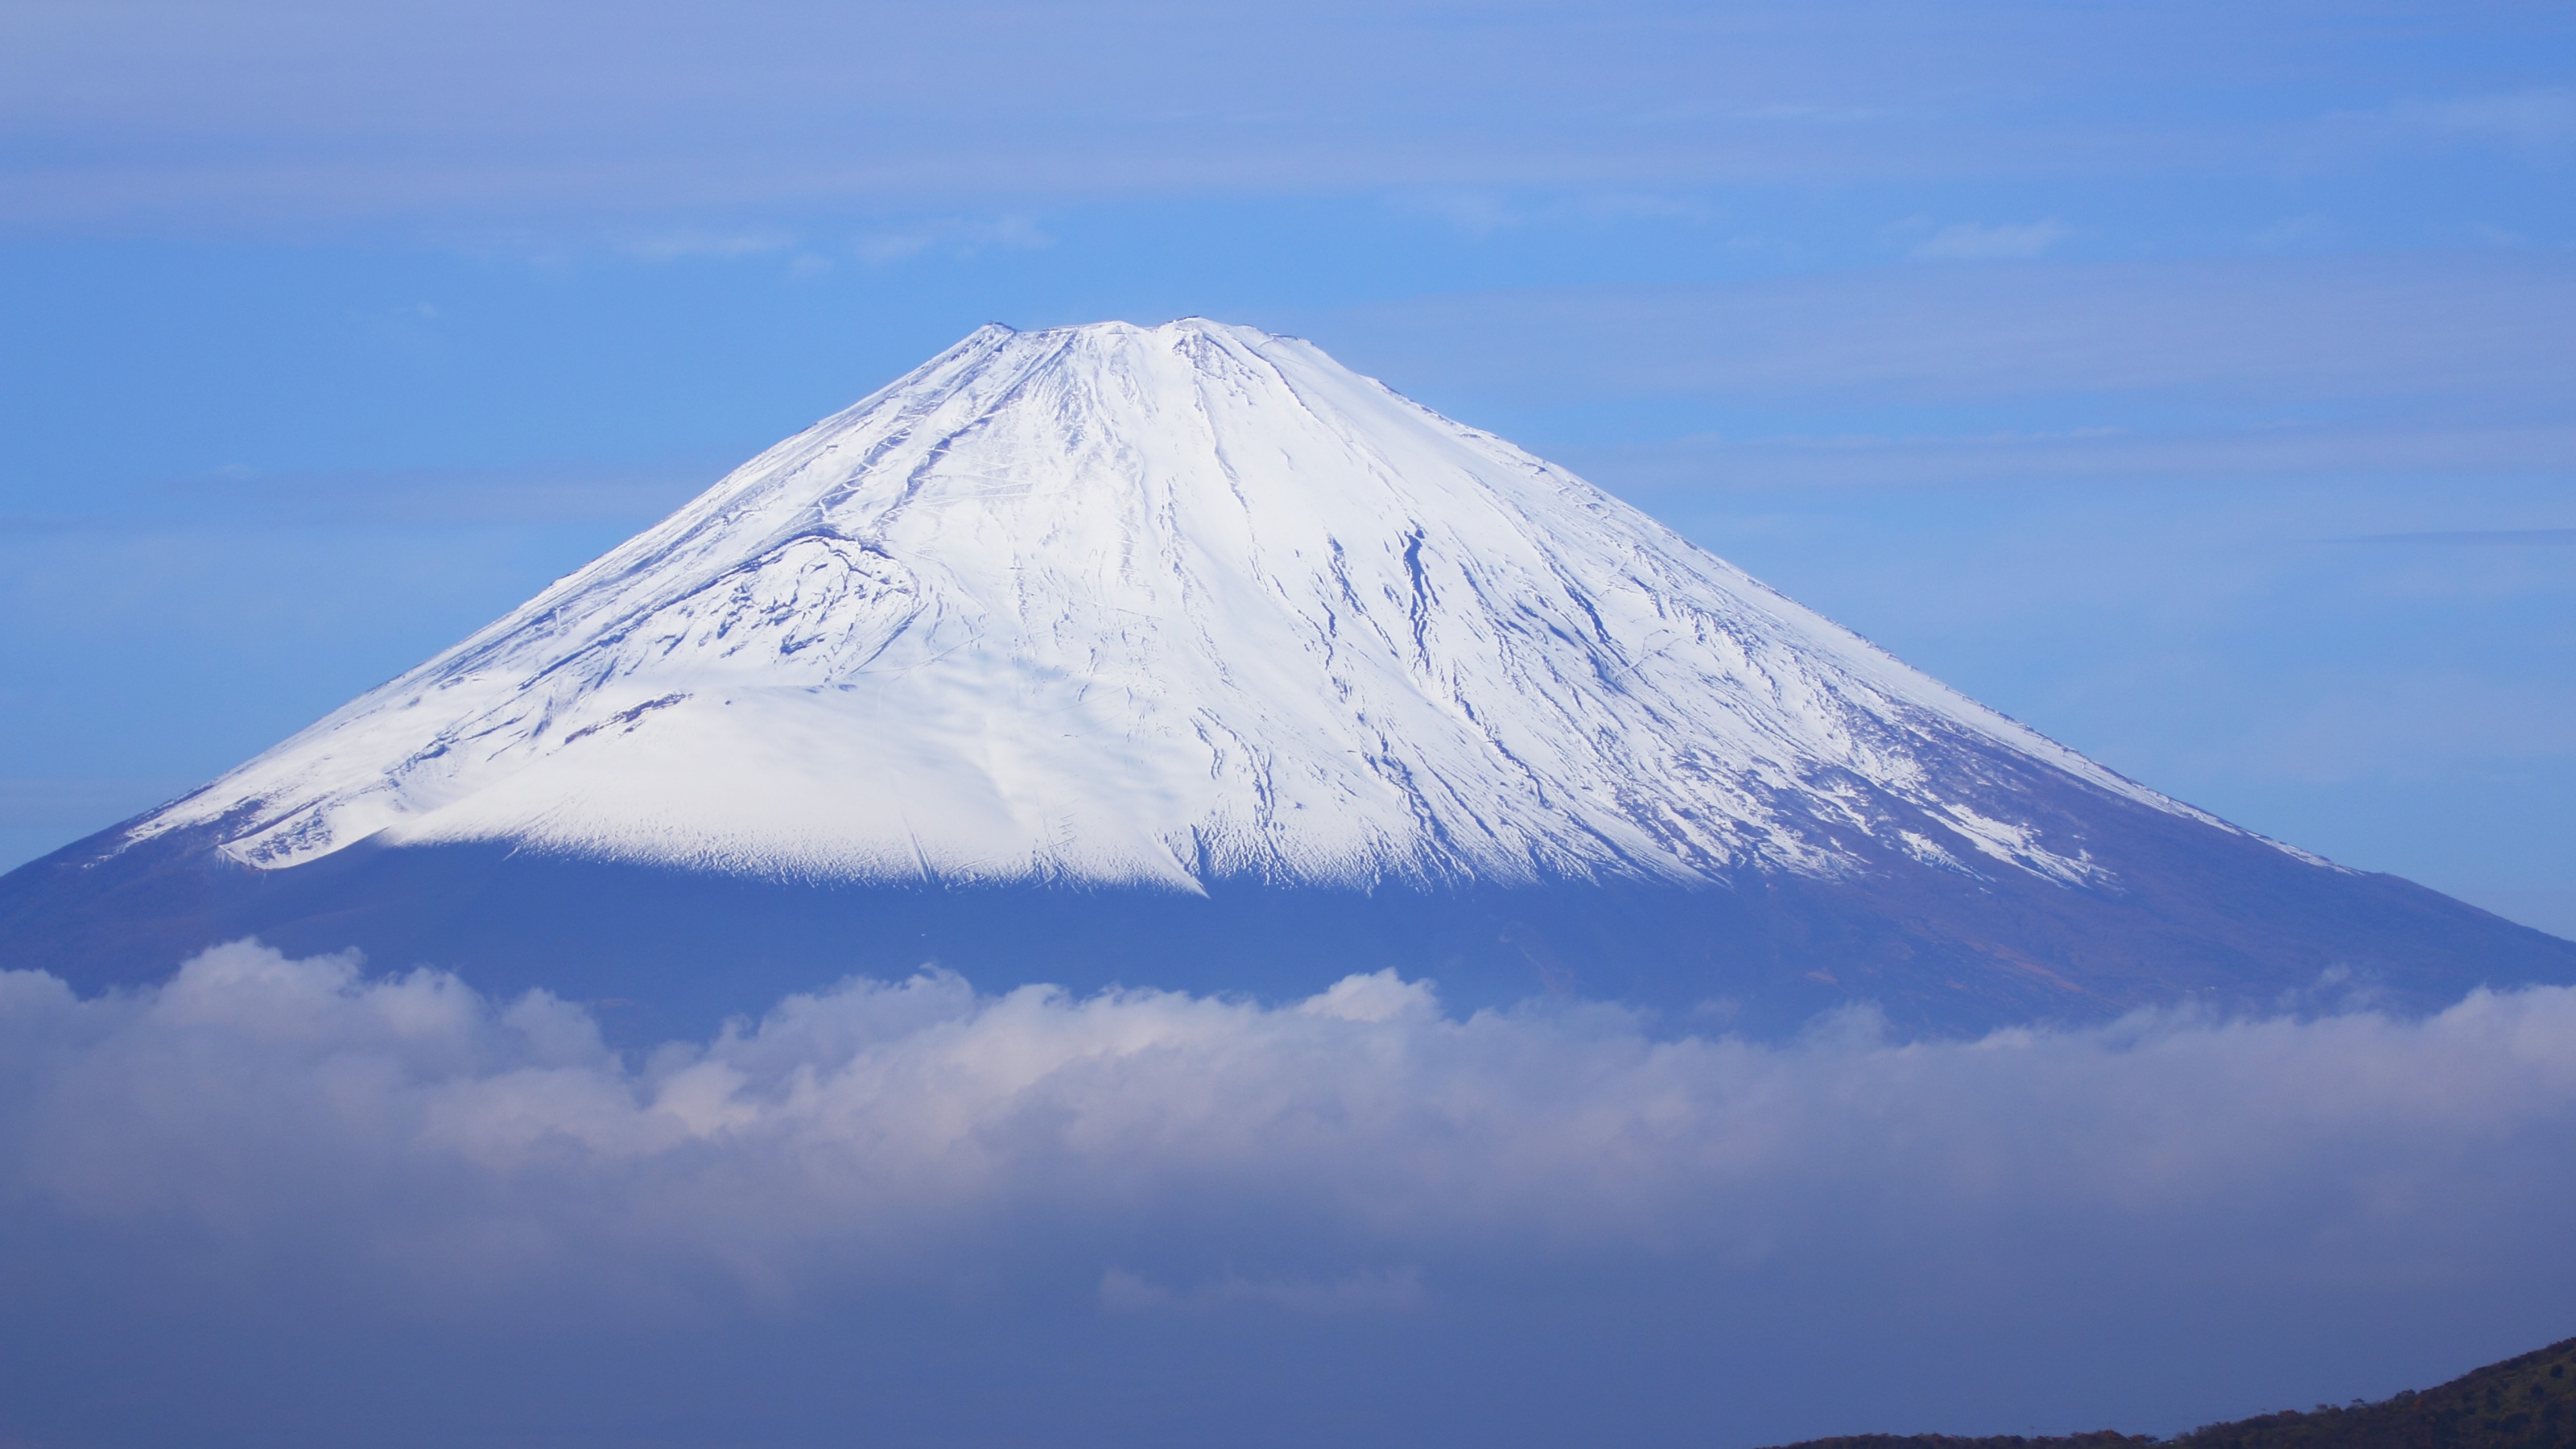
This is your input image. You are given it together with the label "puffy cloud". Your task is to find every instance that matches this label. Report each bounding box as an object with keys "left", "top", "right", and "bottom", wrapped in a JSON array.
[{"left": 3, "top": 940, "right": 2575, "bottom": 1447}]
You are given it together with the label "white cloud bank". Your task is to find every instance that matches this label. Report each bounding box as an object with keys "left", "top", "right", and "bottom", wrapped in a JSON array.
[{"left": 3, "top": 941, "right": 2574, "bottom": 1447}]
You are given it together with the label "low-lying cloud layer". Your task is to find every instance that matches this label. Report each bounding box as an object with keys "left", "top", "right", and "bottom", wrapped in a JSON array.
[{"left": 4, "top": 943, "right": 2574, "bottom": 1447}]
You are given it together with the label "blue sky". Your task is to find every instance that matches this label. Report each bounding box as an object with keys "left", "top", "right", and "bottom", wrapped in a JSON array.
[
  {"left": 3, "top": 4, "right": 2576, "bottom": 1445},
  {"left": 4, "top": 2, "right": 2571, "bottom": 936}
]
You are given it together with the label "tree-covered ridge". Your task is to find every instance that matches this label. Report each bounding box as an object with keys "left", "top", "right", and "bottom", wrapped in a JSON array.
[{"left": 1765, "top": 1335, "right": 2575, "bottom": 1449}]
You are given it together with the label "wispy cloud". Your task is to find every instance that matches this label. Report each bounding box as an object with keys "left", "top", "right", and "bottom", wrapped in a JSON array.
[
  {"left": 1100, "top": 1265, "right": 1427, "bottom": 1315},
  {"left": 2384, "top": 89, "right": 2576, "bottom": 149},
  {"left": 1393, "top": 189, "right": 1716, "bottom": 236},
  {"left": 1910, "top": 219, "right": 2070, "bottom": 261},
  {"left": 611, "top": 229, "right": 799, "bottom": 262},
  {"left": 2338, "top": 527, "right": 2576, "bottom": 547},
  {"left": 1395, "top": 190, "right": 1525, "bottom": 236},
  {"left": 0, "top": 2, "right": 2520, "bottom": 231},
  {"left": 1554, "top": 423, "right": 2576, "bottom": 492},
  {"left": 1308, "top": 254, "right": 2576, "bottom": 409},
  {"left": 0, "top": 464, "right": 713, "bottom": 535},
  {"left": 851, "top": 215, "right": 1051, "bottom": 265}
]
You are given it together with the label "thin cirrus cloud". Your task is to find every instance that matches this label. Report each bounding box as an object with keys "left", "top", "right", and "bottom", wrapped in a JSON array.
[
  {"left": 2367, "top": 88, "right": 2576, "bottom": 148},
  {"left": 0, "top": 465, "right": 714, "bottom": 534},
  {"left": 0, "top": 0, "right": 2562, "bottom": 230},
  {"left": 1553, "top": 424, "right": 2576, "bottom": 493},
  {"left": 2, "top": 940, "right": 2574, "bottom": 1447},
  {"left": 852, "top": 214, "right": 1053, "bottom": 265},
  {"left": 1909, "top": 219, "right": 2070, "bottom": 261},
  {"left": 1307, "top": 252, "right": 2576, "bottom": 415},
  {"left": 2345, "top": 527, "right": 2576, "bottom": 547}
]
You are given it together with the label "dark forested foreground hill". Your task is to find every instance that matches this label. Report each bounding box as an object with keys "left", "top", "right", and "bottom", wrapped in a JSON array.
[{"left": 1765, "top": 1335, "right": 2575, "bottom": 1449}]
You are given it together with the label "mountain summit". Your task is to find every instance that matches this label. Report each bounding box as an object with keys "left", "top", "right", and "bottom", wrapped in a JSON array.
[
  {"left": 6, "top": 320, "right": 2570, "bottom": 1033},
  {"left": 138, "top": 320, "right": 2204, "bottom": 890}
]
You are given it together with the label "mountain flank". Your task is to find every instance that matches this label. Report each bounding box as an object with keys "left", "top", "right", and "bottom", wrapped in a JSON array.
[{"left": 4, "top": 320, "right": 2571, "bottom": 1035}]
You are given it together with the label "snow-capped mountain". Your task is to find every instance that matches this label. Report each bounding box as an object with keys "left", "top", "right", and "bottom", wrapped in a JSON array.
[
  {"left": 6, "top": 320, "right": 2570, "bottom": 1034},
  {"left": 133, "top": 320, "right": 2207, "bottom": 890}
]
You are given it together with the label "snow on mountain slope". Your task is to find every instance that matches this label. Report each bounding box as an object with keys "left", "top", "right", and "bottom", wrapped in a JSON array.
[{"left": 125, "top": 319, "right": 2249, "bottom": 892}]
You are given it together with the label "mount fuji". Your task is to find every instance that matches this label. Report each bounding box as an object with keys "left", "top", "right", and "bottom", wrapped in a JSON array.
[{"left": 6, "top": 320, "right": 2570, "bottom": 1034}]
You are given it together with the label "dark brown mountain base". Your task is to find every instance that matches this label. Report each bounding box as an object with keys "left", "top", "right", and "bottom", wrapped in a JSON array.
[{"left": 1765, "top": 1335, "right": 2576, "bottom": 1449}]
